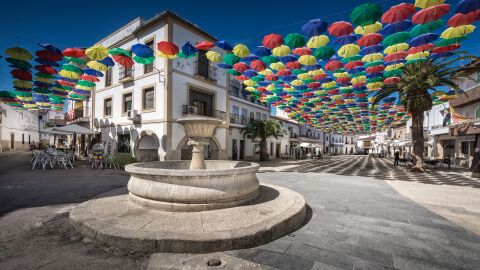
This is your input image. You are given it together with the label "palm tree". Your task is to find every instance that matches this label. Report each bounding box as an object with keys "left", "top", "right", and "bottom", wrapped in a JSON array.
[
  {"left": 242, "top": 119, "right": 283, "bottom": 161},
  {"left": 372, "top": 52, "right": 479, "bottom": 172}
]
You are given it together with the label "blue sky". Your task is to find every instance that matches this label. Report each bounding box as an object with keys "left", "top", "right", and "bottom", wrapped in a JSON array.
[{"left": 1, "top": 0, "right": 479, "bottom": 91}]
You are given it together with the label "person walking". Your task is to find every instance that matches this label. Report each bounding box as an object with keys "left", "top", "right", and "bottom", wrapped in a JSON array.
[{"left": 394, "top": 151, "right": 400, "bottom": 166}]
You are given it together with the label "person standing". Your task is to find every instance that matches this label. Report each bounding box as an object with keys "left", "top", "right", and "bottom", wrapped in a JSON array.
[{"left": 394, "top": 151, "right": 400, "bottom": 166}]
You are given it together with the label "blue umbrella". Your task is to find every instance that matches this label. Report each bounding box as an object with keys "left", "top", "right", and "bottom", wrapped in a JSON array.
[
  {"left": 57, "top": 77, "right": 77, "bottom": 83},
  {"left": 131, "top": 43, "right": 154, "bottom": 58},
  {"left": 243, "top": 54, "right": 259, "bottom": 61},
  {"left": 34, "top": 81, "right": 53, "bottom": 88},
  {"left": 254, "top": 46, "right": 271, "bottom": 57},
  {"left": 83, "top": 68, "right": 103, "bottom": 77},
  {"left": 215, "top": 40, "right": 233, "bottom": 51},
  {"left": 34, "top": 58, "right": 60, "bottom": 67},
  {"left": 181, "top": 42, "right": 197, "bottom": 57},
  {"left": 281, "top": 54, "right": 298, "bottom": 64},
  {"left": 243, "top": 70, "right": 258, "bottom": 77},
  {"left": 361, "top": 45, "right": 383, "bottom": 55},
  {"left": 409, "top": 33, "right": 439, "bottom": 47},
  {"left": 456, "top": 0, "right": 480, "bottom": 14},
  {"left": 100, "top": 56, "right": 115, "bottom": 67},
  {"left": 431, "top": 52, "right": 453, "bottom": 59},
  {"left": 335, "top": 34, "right": 357, "bottom": 45},
  {"left": 352, "top": 66, "right": 366, "bottom": 73},
  {"left": 283, "top": 75, "right": 297, "bottom": 82},
  {"left": 72, "top": 89, "right": 91, "bottom": 95},
  {"left": 38, "top": 43, "right": 62, "bottom": 55},
  {"left": 258, "top": 81, "right": 270, "bottom": 86},
  {"left": 302, "top": 19, "right": 328, "bottom": 37},
  {"left": 217, "top": 63, "right": 232, "bottom": 69},
  {"left": 384, "top": 59, "right": 405, "bottom": 66},
  {"left": 52, "top": 91, "right": 69, "bottom": 96},
  {"left": 305, "top": 64, "right": 322, "bottom": 71},
  {"left": 380, "top": 20, "right": 413, "bottom": 35}
]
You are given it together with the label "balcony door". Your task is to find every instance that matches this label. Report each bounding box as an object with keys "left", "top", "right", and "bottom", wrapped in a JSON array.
[{"left": 189, "top": 89, "right": 213, "bottom": 117}]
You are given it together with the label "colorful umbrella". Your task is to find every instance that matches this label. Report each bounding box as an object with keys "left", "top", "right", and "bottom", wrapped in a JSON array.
[
  {"left": 36, "top": 50, "right": 63, "bottom": 62},
  {"left": 205, "top": 51, "right": 222, "bottom": 63},
  {"left": 409, "top": 33, "right": 439, "bottom": 46},
  {"left": 350, "top": 3, "right": 382, "bottom": 27},
  {"left": 35, "top": 65, "right": 57, "bottom": 74},
  {"left": 412, "top": 4, "right": 450, "bottom": 24},
  {"left": 87, "top": 61, "right": 108, "bottom": 72},
  {"left": 456, "top": 0, "right": 480, "bottom": 14},
  {"left": 272, "top": 45, "right": 291, "bottom": 57},
  {"left": 62, "top": 48, "right": 85, "bottom": 58},
  {"left": 440, "top": 25, "right": 476, "bottom": 39},
  {"left": 307, "top": 35, "right": 329, "bottom": 48},
  {"left": 262, "top": 33, "right": 283, "bottom": 49},
  {"left": 6, "top": 47, "right": 33, "bottom": 61},
  {"left": 354, "top": 22, "right": 383, "bottom": 35},
  {"left": 233, "top": 44, "right": 250, "bottom": 58},
  {"left": 357, "top": 33, "right": 383, "bottom": 46},
  {"left": 112, "top": 54, "right": 134, "bottom": 67},
  {"left": 382, "top": 3, "right": 416, "bottom": 23},
  {"left": 215, "top": 40, "right": 233, "bottom": 51},
  {"left": 157, "top": 41, "right": 179, "bottom": 55},
  {"left": 448, "top": 12, "right": 477, "bottom": 27},
  {"left": 381, "top": 20, "right": 413, "bottom": 35},
  {"left": 298, "top": 55, "right": 317, "bottom": 66},
  {"left": 292, "top": 47, "right": 312, "bottom": 56},
  {"left": 85, "top": 45, "right": 109, "bottom": 61},
  {"left": 11, "top": 69, "right": 32, "bottom": 81},
  {"left": 195, "top": 41, "right": 215, "bottom": 50},
  {"left": 133, "top": 56, "right": 155, "bottom": 64},
  {"left": 131, "top": 44, "right": 154, "bottom": 58},
  {"left": 328, "top": 21, "right": 354, "bottom": 36},
  {"left": 284, "top": 33, "right": 306, "bottom": 48},
  {"left": 314, "top": 46, "right": 335, "bottom": 60},
  {"left": 383, "top": 32, "right": 411, "bottom": 46},
  {"left": 409, "top": 20, "right": 444, "bottom": 36},
  {"left": 414, "top": 0, "right": 444, "bottom": 9},
  {"left": 250, "top": 60, "right": 267, "bottom": 71},
  {"left": 338, "top": 44, "right": 360, "bottom": 58},
  {"left": 302, "top": 19, "right": 328, "bottom": 37}
]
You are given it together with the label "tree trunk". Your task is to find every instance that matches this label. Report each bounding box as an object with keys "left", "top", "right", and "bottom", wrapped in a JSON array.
[
  {"left": 410, "top": 111, "right": 426, "bottom": 173},
  {"left": 471, "top": 134, "right": 480, "bottom": 177},
  {"left": 259, "top": 139, "right": 268, "bottom": 161}
]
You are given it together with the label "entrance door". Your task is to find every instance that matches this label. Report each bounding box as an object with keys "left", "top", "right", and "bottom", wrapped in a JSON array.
[
  {"left": 276, "top": 143, "right": 281, "bottom": 158},
  {"left": 232, "top": 139, "right": 238, "bottom": 160},
  {"left": 239, "top": 140, "right": 245, "bottom": 160},
  {"left": 10, "top": 133, "right": 14, "bottom": 150}
]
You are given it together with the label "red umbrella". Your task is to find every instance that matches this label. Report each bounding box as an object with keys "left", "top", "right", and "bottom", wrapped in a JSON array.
[
  {"left": 36, "top": 50, "right": 63, "bottom": 62},
  {"left": 80, "top": 74, "right": 100, "bottom": 82},
  {"left": 292, "top": 47, "right": 312, "bottom": 56},
  {"left": 195, "top": 41, "right": 215, "bottom": 50},
  {"left": 412, "top": 4, "right": 450, "bottom": 24},
  {"left": 11, "top": 69, "right": 32, "bottom": 80},
  {"left": 384, "top": 77, "right": 401, "bottom": 84},
  {"left": 233, "top": 62, "right": 249, "bottom": 72},
  {"left": 286, "top": 61, "right": 302, "bottom": 69},
  {"left": 62, "top": 48, "right": 85, "bottom": 58},
  {"left": 35, "top": 65, "right": 57, "bottom": 74},
  {"left": 276, "top": 69, "right": 292, "bottom": 76},
  {"left": 324, "top": 60, "right": 343, "bottom": 71},
  {"left": 432, "top": 44, "right": 461, "bottom": 54},
  {"left": 313, "top": 73, "right": 327, "bottom": 80},
  {"left": 345, "top": 60, "right": 363, "bottom": 70},
  {"left": 250, "top": 60, "right": 266, "bottom": 71},
  {"left": 235, "top": 75, "right": 248, "bottom": 81},
  {"left": 448, "top": 12, "right": 476, "bottom": 27},
  {"left": 357, "top": 33, "right": 383, "bottom": 47},
  {"left": 381, "top": 3, "right": 416, "bottom": 23},
  {"left": 57, "top": 79, "right": 76, "bottom": 87},
  {"left": 407, "top": 43, "right": 434, "bottom": 54},
  {"left": 366, "top": 65, "right": 384, "bottom": 74},
  {"left": 328, "top": 21, "right": 353, "bottom": 37},
  {"left": 262, "top": 33, "right": 283, "bottom": 49},
  {"left": 337, "top": 77, "right": 351, "bottom": 84},
  {"left": 308, "top": 82, "right": 321, "bottom": 89},
  {"left": 384, "top": 51, "right": 408, "bottom": 62},
  {"left": 266, "top": 74, "right": 279, "bottom": 81},
  {"left": 157, "top": 41, "right": 179, "bottom": 55},
  {"left": 112, "top": 54, "right": 134, "bottom": 68}
]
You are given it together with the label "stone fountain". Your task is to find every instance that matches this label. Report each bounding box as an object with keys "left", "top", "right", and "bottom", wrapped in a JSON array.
[{"left": 70, "top": 115, "right": 306, "bottom": 253}]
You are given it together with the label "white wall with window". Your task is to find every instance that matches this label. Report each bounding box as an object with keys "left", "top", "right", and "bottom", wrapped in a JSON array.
[{"left": 0, "top": 104, "right": 39, "bottom": 151}]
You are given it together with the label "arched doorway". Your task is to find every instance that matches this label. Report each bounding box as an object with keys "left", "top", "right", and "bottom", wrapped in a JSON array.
[
  {"left": 181, "top": 138, "right": 218, "bottom": 160},
  {"left": 134, "top": 131, "right": 160, "bottom": 161}
]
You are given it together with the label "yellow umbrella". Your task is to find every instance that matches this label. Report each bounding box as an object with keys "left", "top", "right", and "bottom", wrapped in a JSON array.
[
  {"left": 272, "top": 45, "right": 291, "bottom": 57},
  {"left": 245, "top": 86, "right": 256, "bottom": 92},
  {"left": 441, "top": 25, "right": 476, "bottom": 39},
  {"left": 351, "top": 76, "right": 366, "bottom": 84},
  {"left": 405, "top": 51, "right": 429, "bottom": 61},
  {"left": 338, "top": 44, "right": 360, "bottom": 58},
  {"left": 85, "top": 45, "right": 109, "bottom": 61},
  {"left": 308, "top": 69, "right": 325, "bottom": 76},
  {"left": 13, "top": 80, "right": 32, "bottom": 89},
  {"left": 59, "top": 70, "right": 80, "bottom": 80},
  {"left": 233, "top": 44, "right": 250, "bottom": 58},
  {"left": 414, "top": 0, "right": 444, "bottom": 9},
  {"left": 367, "top": 82, "right": 383, "bottom": 90},
  {"left": 6, "top": 47, "right": 33, "bottom": 61},
  {"left": 87, "top": 60, "right": 108, "bottom": 72},
  {"left": 35, "top": 77, "right": 54, "bottom": 84},
  {"left": 362, "top": 53, "right": 384, "bottom": 62},
  {"left": 298, "top": 55, "right": 317, "bottom": 66},
  {"left": 307, "top": 35, "right": 329, "bottom": 48},
  {"left": 76, "top": 85, "right": 93, "bottom": 91},
  {"left": 266, "top": 84, "right": 276, "bottom": 91},
  {"left": 384, "top": 63, "right": 405, "bottom": 71},
  {"left": 243, "top": 79, "right": 257, "bottom": 87},
  {"left": 322, "top": 81, "right": 337, "bottom": 88},
  {"left": 206, "top": 51, "right": 222, "bottom": 63},
  {"left": 354, "top": 22, "right": 382, "bottom": 35},
  {"left": 258, "top": 69, "right": 273, "bottom": 75},
  {"left": 156, "top": 51, "right": 177, "bottom": 59},
  {"left": 290, "top": 80, "right": 305, "bottom": 86},
  {"left": 333, "top": 72, "right": 350, "bottom": 78},
  {"left": 270, "top": 62, "right": 286, "bottom": 70},
  {"left": 384, "top": 43, "right": 409, "bottom": 54},
  {"left": 297, "top": 73, "right": 312, "bottom": 80}
]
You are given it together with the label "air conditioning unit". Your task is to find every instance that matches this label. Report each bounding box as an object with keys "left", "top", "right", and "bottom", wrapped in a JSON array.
[{"left": 127, "top": 110, "right": 140, "bottom": 121}]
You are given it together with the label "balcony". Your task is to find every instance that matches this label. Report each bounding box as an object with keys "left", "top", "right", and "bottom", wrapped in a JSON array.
[
  {"left": 66, "top": 108, "right": 90, "bottom": 123},
  {"left": 229, "top": 113, "right": 248, "bottom": 125},
  {"left": 182, "top": 105, "right": 226, "bottom": 120},
  {"left": 119, "top": 67, "right": 134, "bottom": 83},
  {"left": 194, "top": 60, "right": 217, "bottom": 82}
]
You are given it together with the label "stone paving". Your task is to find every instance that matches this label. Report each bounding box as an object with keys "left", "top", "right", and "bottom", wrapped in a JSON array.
[{"left": 1, "top": 152, "right": 480, "bottom": 269}]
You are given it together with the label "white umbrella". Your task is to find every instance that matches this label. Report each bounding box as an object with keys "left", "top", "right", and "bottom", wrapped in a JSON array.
[{"left": 52, "top": 124, "right": 94, "bottom": 135}]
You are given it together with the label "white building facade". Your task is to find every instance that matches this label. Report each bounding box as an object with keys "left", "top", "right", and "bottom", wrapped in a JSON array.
[{"left": 0, "top": 104, "right": 39, "bottom": 151}]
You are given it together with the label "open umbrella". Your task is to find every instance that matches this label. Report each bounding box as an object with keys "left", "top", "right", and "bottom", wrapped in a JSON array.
[
  {"left": 205, "top": 51, "right": 222, "bottom": 63},
  {"left": 350, "top": 3, "right": 382, "bottom": 27},
  {"left": 262, "top": 33, "right": 283, "bottom": 49},
  {"left": 87, "top": 60, "right": 108, "bottom": 72},
  {"left": 383, "top": 32, "right": 411, "bottom": 46},
  {"left": 233, "top": 44, "right": 250, "bottom": 58},
  {"left": 284, "top": 33, "right": 306, "bottom": 49},
  {"left": 11, "top": 69, "right": 32, "bottom": 81},
  {"left": 298, "top": 55, "right": 317, "bottom": 66},
  {"left": 328, "top": 21, "right": 354, "bottom": 36},
  {"left": 338, "top": 44, "right": 360, "bottom": 58},
  {"left": 412, "top": 4, "right": 450, "bottom": 24},
  {"left": 409, "top": 20, "right": 444, "bottom": 36},
  {"left": 354, "top": 22, "right": 383, "bottom": 35},
  {"left": 456, "top": 0, "right": 480, "bottom": 14},
  {"left": 432, "top": 44, "right": 461, "bottom": 53},
  {"left": 85, "top": 45, "right": 109, "bottom": 61},
  {"left": 133, "top": 56, "right": 155, "bottom": 64},
  {"left": 272, "top": 45, "right": 291, "bottom": 57},
  {"left": 292, "top": 47, "right": 312, "bottom": 56},
  {"left": 409, "top": 33, "right": 439, "bottom": 47},
  {"left": 307, "top": 35, "right": 329, "bottom": 48},
  {"left": 381, "top": 20, "right": 413, "bottom": 35},
  {"left": 436, "top": 36, "right": 468, "bottom": 46},
  {"left": 357, "top": 33, "right": 383, "bottom": 46},
  {"left": 35, "top": 65, "right": 57, "bottom": 74},
  {"left": 157, "top": 41, "right": 179, "bottom": 56},
  {"left": 250, "top": 60, "right": 266, "bottom": 71},
  {"left": 215, "top": 40, "right": 233, "bottom": 51},
  {"left": 407, "top": 43, "right": 434, "bottom": 54},
  {"left": 382, "top": 3, "right": 416, "bottom": 23},
  {"left": 440, "top": 25, "right": 476, "bottom": 39},
  {"left": 314, "top": 46, "right": 335, "bottom": 60},
  {"left": 62, "top": 48, "right": 85, "bottom": 58},
  {"left": 335, "top": 34, "right": 357, "bottom": 45},
  {"left": 131, "top": 44, "right": 154, "bottom": 58},
  {"left": 384, "top": 43, "right": 409, "bottom": 54},
  {"left": 254, "top": 46, "right": 272, "bottom": 57},
  {"left": 112, "top": 54, "right": 134, "bottom": 67},
  {"left": 180, "top": 42, "right": 197, "bottom": 57},
  {"left": 6, "top": 47, "right": 32, "bottom": 61},
  {"left": 302, "top": 19, "right": 328, "bottom": 37},
  {"left": 195, "top": 41, "right": 215, "bottom": 50},
  {"left": 448, "top": 12, "right": 477, "bottom": 27},
  {"left": 415, "top": 0, "right": 444, "bottom": 9},
  {"left": 36, "top": 50, "right": 63, "bottom": 62},
  {"left": 223, "top": 53, "right": 240, "bottom": 65}
]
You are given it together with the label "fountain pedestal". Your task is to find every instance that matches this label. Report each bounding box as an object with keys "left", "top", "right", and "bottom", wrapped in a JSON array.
[{"left": 188, "top": 138, "right": 209, "bottom": 170}]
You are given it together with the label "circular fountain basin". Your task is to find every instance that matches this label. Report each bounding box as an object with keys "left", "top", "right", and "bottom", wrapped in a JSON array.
[{"left": 125, "top": 160, "right": 260, "bottom": 212}]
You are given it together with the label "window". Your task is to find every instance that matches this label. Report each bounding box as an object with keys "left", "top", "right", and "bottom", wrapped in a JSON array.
[
  {"left": 142, "top": 87, "right": 155, "bottom": 111},
  {"left": 230, "top": 79, "right": 242, "bottom": 97},
  {"left": 123, "top": 92, "right": 133, "bottom": 114},
  {"left": 232, "top": 106, "right": 239, "bottom": 115},
  {"left": 144, "top": 39, "right": 154, "bottom": 74},
  {"left": 241, "top": 108, "right": 248, "bottom": 124},
  {"left": 255, "top": 112, "right": 261, "bottom": 120},
  {"left": 231, "top": 106, "right": 239, "bottom": 123},
  {"left": 22, "top": 134, "right": 24, "bottom": 145},
  {"left": 104, "top": 97, "right": 112, "bottom": 116},
  {"left": 197, "top": 50, "right": 210, "bottom": 78},
  {"left": 461, "top": 141, "right": 475, "bottom": 155},
  {"left": 117, "top": 134, "right": 131, "bottom": 153},
  {"left": 105, "top": 67, "right": 112, "bottom": 87},
  {"left": 28, "top": 135, "right": 31, "bottom": 144},
  {"left": 262, "top": 114, "right": 267, "bottom": 120}
]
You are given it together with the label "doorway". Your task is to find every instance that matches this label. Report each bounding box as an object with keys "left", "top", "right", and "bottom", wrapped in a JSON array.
[
  {"left": 10, "top": 133, "right": 14, "bottom": 150},
  {"left": 232, "top": 139, "right": 238, "bottom": 160},
  {"left": 239, "top": 140, "right": 245, "bottom": 160},
  {"left": 276, "top": 143, "right": 281, "bottom": 158},
  {"left": 189, "top": 89, "right": 213, "bottom": 117}
]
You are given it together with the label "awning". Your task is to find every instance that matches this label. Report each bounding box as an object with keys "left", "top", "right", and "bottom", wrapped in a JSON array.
[
  {"left": 299, "top": 142, "right": 311, "bottom": 147},
  {"left": 52, "top": 124, "right": 95, "bottom": 135},
  {"left": 39, "top": 127, "right": 70, "bottom": 135}
]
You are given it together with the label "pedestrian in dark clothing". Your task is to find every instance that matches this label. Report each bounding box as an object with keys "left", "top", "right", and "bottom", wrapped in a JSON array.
[
  {"left": 445, "top": 154, "right": 451, "bottom": 169},
  {"left": 394, "top": 151, "right": 400, "bottom": 166}
]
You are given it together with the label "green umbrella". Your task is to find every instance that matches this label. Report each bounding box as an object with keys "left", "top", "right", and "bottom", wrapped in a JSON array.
[
  {"left": 63, "top": 56, "right": 87, "bottom": 66},
  {"left": 77, "top": 80, "right": 95, "bottom": 87},
  {"left": 35, "top": 72, "right": 55, "bottom": 79},
  {"left": 227, "top": 69, "right": 241, "bottom": 76},
  {"left": 109, "top": 48, "right": 131, "bottom": 57},
  {"left": 134, "top": 56, "right": 155, "bottom": 64},
  {"left": 341, "top": 55, "right": 362, "bottom": 63},
  {"left": 367, "top": 77, "right": 384, "bottom": 83},
  {"left": 291, "top": 69, "right": 307, "bottom": 75},
  {"left": 382, "top": 32, "right": 411, "bottom": 46},
  {"left": 350, "top": 3, "right": 382, "bottom": 27},
  {"left": 410, "top": 20, "right": 444, "bottom": 37},
  {"left": 177, "top": 52, "right": 197, "bottom": 59},
  {"left": 383, "top": 69, "right": 403, "bottom": 78},
  {"left": 223, "top": 53, "right": 240, "bottom": 65},
  {"left": 32, "top": 88, "right": 51, "bottom": 94},
  {"left": 436, "top": 36, "right": 468, "bottom": 47},
  {"left": 6, "top": 58, "right": 32, "bottom": 69},
  {"left": 314, "top": 46, "right": 335, "bottom": 60},
  {"left": 364, "top": 60, "right": 384, "bottom": 67},
  {"left": 284, "top": 33, "right": 306, "bottom": 49},
  {"left": 61, "top": 63, "right": 82, "bottom": 74},
  {"left": 405, "top": 58, "right": 427, "bottom": 65},
  {"left": 251, "top": 75, "right": 264, "bottom": 82},
  {"left": 261, "top": 55, "right": 280, "bottom": 64},
  {"left": 14, "top": 91, "right": 32, "bottom": 97}
]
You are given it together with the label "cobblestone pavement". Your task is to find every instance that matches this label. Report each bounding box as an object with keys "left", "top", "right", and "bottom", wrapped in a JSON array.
[{"left": 1, "top": 152, "right": 480, "bottom": 269}]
